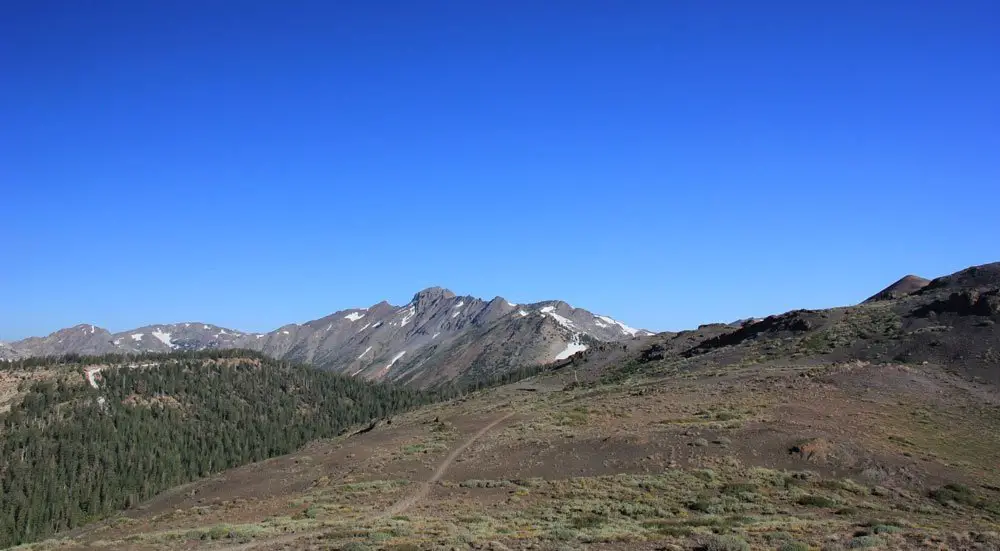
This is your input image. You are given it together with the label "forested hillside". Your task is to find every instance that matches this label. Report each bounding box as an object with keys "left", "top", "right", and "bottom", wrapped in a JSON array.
[{"left": 0, "top": 350, "right": 435, "bottom": 547}]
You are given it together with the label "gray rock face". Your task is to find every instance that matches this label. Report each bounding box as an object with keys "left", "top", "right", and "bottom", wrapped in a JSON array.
[
  {"left": 0, "top": 341, "right": 24, "bottom": 361},
  {"left": 2, "top": 288, "right": 653, "bottom": 386}
]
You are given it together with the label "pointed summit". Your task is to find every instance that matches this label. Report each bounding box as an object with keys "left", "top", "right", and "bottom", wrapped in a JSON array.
[
  {"left": 58, "top": 324, "right": 109, "bottom": 336},
  {"left": 864, "top": 274, "right": 931, "bottom": 303},
  {"left": 412, "top": 287, "right": 456, "bottom": 307}
]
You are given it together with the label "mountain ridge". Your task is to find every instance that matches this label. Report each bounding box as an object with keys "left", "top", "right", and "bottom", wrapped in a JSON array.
[
  {"left": 3, "top": 262, "right": 999, "bottom": 549},
  {"left": 1, "top": 287, "right": 654, "bottom": 386}
]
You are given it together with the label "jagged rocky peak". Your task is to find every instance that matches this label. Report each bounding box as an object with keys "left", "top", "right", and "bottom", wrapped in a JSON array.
[
  {"left": 539, "top": 300, "right": 571, "bottom": 311},
  {"left": 5, "top": 285, "right": 652, "bottom": 387},
  {"left": 366, "top": 300, "right": 395, "bottom": 315},
  {"left": 412, "top": 287, "right": 457, "bottom": 309},
  {"left": 485, "top": 295, "right": 515, "bottom": 310}
]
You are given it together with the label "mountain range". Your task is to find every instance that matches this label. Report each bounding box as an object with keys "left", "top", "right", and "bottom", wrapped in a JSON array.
[
  {"left": 1, "top": 287, "right": 653, "bottom": 386},
  {"left": 3, "top": 262, "right": 1000, "bottom": 549}
]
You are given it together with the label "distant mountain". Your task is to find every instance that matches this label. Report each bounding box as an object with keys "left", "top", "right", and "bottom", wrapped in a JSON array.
[
  {"left": 0, "top": 342, "right": 17, "bottom": 361},
  {"left": 1, "top": 287, "right": 653, "bottom": 386},
  {"left": 864, "top": 274, "right": 931, "bottom": 303}
]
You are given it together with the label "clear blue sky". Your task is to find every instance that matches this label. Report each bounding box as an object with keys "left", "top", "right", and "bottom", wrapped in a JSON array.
[{"left": 1, "top": 1, "right": 998, "bottom": 340}]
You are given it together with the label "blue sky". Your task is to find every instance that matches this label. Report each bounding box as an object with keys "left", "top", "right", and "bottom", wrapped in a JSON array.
[{"left": 1, "top": 1, "right": 998, "bottom": 340}]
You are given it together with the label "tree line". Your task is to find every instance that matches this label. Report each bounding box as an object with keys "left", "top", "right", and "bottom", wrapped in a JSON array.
[
  {"left": 0, "top": 350, "right": 431, "bottom": 546},
  {"left": 0, "top": 348, "right": 565, "bottom": 547}
]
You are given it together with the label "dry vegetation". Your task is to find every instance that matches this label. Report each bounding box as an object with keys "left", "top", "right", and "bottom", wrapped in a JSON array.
[{"left": 12, "top": 354, "right": 1000, "bottom": 551}]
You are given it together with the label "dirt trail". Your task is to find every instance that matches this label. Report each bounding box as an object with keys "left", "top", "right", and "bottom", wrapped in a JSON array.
[
  {"left": 381, "top": 410, "right": 514, "bottom": 518},
  {"left": 224, "top": 410, "right": 515, "bottom": 550}
]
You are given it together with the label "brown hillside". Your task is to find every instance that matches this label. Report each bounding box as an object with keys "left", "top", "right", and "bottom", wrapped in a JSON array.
[
  {"left": 864, "top": 274, "right": 931, "bottom": 303},
  {"left": 14, "top": 260, "right": 1000, "bottom": 550}
]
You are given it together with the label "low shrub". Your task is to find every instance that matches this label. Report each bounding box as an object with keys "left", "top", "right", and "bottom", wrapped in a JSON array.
[
  {"left": 653, "top": 524, "right": 694, "bottom": 537},
  {"left": 930, "top": 483, "right": 977, "bottom": 506},
  {"left": 848, "top": 535, "right": 880, "bottom": 548},
  {"left": 721, "top": 482, "right": 758, "bottom": 495},
  {"left": 703, "top": 534, "right": 751, "bottom": 551},
  {"left": 570, "top": 513, "right": 605, "bottom": 529},
  {"left": 797, "top": 495, "right": 838, "bottom": 507},
  {"left": 546, "top": 527, "right": 578, "bottom": 541}
]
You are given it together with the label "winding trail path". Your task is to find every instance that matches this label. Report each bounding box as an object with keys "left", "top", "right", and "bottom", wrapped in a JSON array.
[
  {"left": 226, "top": 410, "right": 515, "bottom": 549},
  {"left": 380, "top": 410, "right": 515, "bottom": 518}
]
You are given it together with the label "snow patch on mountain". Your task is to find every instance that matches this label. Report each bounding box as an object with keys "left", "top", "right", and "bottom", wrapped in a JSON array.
[
  {"left": 344, "top": 312, "right": 365, "bottom": 322},
  {"left": 376, "top": 350, "right": 407, "bottom": 379},
  {"left": 598, "top": 315, "right": 639, "bottom": 337},
  {"left": 400, "top": 307, "right": 415, "bottom": 327},
  {"left": 546, "top": 311, "right": 577, "bottom": 330},
  {"left": 151, "top": 330, "right": 174, "bottom": 348},
  {"left": 555, "top": 335, "right": 587, "bottom": 360},
  {"left": 387, "top": 350, "right": 406, "bottom": 367}
]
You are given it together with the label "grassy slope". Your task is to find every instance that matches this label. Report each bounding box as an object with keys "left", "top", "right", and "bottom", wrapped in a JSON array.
[
  {"left": 17, "top": 358, "right": 1000, "bottom": 551},
  {"left": 9, "top": 263, "right": 1000, "bottom": 550}
]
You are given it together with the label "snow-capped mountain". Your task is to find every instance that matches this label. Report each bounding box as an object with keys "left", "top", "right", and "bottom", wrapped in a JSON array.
[{"left": 2, "top": 287, "right": 654, "bottom": 386}]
